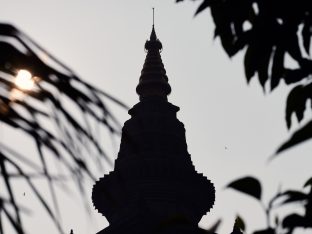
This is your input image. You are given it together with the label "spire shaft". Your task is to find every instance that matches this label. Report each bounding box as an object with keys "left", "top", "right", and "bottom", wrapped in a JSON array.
[{"left": 152, "top": 7, "right": 155, "bottom": 26}]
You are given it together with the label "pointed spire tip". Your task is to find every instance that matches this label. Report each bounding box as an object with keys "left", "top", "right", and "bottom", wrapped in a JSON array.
[
  {"left": 152, "top": 7, "right": 155, "bottom": 26},
  {"left": 137, "top": 15, "right": 171, "bottom": 100}
]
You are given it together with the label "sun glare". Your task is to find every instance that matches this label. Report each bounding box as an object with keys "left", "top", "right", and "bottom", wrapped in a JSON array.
[{"left": 14, "top": 69, "right": 35, "bottom": 91}]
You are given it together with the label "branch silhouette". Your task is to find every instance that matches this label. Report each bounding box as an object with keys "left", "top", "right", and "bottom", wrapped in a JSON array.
[
  {"left": 0, "top": 23, "right": 127, "bottom": 234},
  {"left": 226, "top": 176, "right": 312, "bottom": 234},
  {"left": 176, "top": 1, "right": 312, "bottom": 233},
  {"left": 177, "top": 0, "right": 312, "bottom": 155}
]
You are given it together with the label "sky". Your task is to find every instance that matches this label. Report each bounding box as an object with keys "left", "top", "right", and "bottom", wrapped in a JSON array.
[{"left": 1, "top": 1, "right": 312, "bottom": 234}]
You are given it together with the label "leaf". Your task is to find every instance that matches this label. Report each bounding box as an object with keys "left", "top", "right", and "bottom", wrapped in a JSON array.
[
  {"left": 243, "top": 17, "right": 275, "bottom": 89},
  {"left": 270, "top": 47, "right": 285, "bottom": 91},
  {"left": 282, "top": 214, "right": 305, "bottom": 229},
  {"left": 195, "top": 0, "right": 212, "bottom": 16},
  {"left": 234, "top": 215, "right": 245, "bottom": 232},
  {"left": 302, "top": 19, "right": 312, "bottom": 55},
  {"left": 283, "top": 69, "right": 309, "bottom": 85},
  {"left": 34, "top": 138, "right": 60, "bottom": 224},
  {"left": 0, "top": 22, "right": 126, "bottom": 234},
  {"left": 304, "top": 177, "right": 312, "bottom": 188},
  {"left": 257, "top": 44, "right": 273, "bottom": 88},
  {"left": 3, "top": 154, "right": 64, "bottom": 234},
  {"left": 0, "top": 142, "right": 42, "bottom": 171},
  {"left": 233, "top": 30, "right": 251, "bottom": 53},
  {"left": 286, "top": 34, "right": 303, "bottom": 62},
  {"left": 226, "top": 176, "right": 262, "bottom": 200},
  {"left": 277, "top": 190, "right": 307, "bottom": 205},
  {"left": 0, "top": 155, "right": 23, "bottom": 230},
  {"left": 274, "top": 216, "right": 279, "bottom": 226},
  {"left": 285, "top": 84, "right": 307, "bottom": 129},
  {"left": 244, "top": 44, "right": 257, "bottom": 83},
  {"left": 210, "top": 3, "right": 237, "bottom": 57},
  {"left": 2, "top": 207, "right": 24, "bottom": 234},
  {"left": 276, "top": 119, "right": 312, "bottom": 154}
]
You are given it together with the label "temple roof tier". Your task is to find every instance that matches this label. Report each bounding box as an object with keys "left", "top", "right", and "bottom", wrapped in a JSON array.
[{"left": 136, "top": 26, "right": 171, "bottom": 100}]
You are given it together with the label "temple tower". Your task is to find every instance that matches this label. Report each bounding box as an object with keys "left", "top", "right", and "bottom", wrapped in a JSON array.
[{"left": 92, "top": 25, "right": 215, "bottom": 234}]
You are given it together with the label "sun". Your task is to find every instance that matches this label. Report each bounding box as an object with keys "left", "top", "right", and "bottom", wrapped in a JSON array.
[{"left": 14, "top": 69, "right": 35, "bottom": 91}]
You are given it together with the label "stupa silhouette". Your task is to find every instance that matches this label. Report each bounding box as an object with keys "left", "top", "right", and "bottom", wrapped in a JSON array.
[{"left": 92, "top": 24, "right": 215, "bottom": 234}]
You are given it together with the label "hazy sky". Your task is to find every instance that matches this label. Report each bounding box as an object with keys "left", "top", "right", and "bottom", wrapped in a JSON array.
[{"left": 1, "top": 1, "right": 312, "bottom": 234}]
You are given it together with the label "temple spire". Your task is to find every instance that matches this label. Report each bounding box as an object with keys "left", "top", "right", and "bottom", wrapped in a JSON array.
[
  {"left": 136, "top": 21, "right": 171, "bottom": 100},
  {"left": 150, "top": 8, "right": 157, "bottom": 41},
  {"left": 92, "top": 18, "right": 215, "bottom": 234}
]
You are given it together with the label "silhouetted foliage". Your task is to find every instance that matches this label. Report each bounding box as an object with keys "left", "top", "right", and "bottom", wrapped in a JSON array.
[
  {"left": 174, "top": 1, "right": 312, "bottom": 232},
  {"left": 0, "top": 23, "right": 127, "bottom": 234},
  {"left": 233, "top": 215, "right": 245, "bottom": 233},
  {"left": 227, "top": 176, "right": 312, "bottom": 234},
  {"left": 227, "top": 176, "right": 262, "bottom": 200},
  {"left": 276, "top": 177, "right": 312, "bottom": 233},
  {"left": 177, "top": 0, "right": 312, "bottom": 155}
]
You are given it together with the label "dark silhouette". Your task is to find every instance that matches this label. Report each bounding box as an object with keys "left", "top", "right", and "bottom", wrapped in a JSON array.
[
  {"left": 231, "top": 217, "right": 244, "bottom": 234},
  {"left": 92, "top": 26, "right": 215, "bottom": 234},
  {"left": 177, "top": 0, "right": 312, "bottom": 155},
  {"left": 227, "top": 176, "right": 312, "bottom": 233},
  {"left": 0, "top": 23, "right": 127, "bottom": 234},
  {"left": 174, "top": 1, "right": 312, "bottom": 233}
]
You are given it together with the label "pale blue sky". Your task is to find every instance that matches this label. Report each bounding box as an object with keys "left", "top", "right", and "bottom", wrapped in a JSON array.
[{"left": 1, "top": 1, "right": 312, "bottom": 234}]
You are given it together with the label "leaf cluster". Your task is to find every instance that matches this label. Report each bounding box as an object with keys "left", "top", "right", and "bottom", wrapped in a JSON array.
[
  {"left": 174, "top": 1, "right": 312, "bottom": 233},
  {"left": 227, "top": 176, "right": 312, "bottom": 234},
  {"left": 177, "top": 0, "right": 312, "bottom": 154},
  {"left": 0, "top": 23, "right": 127, "bottom": 234}
]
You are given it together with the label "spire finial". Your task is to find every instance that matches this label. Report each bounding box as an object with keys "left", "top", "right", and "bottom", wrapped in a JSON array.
[
  {"left": 152, "top": 7, "right": 155, "bottom": 26},
  {"left": 136, "top": 16, "right": 171, "bottom": 100}
]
